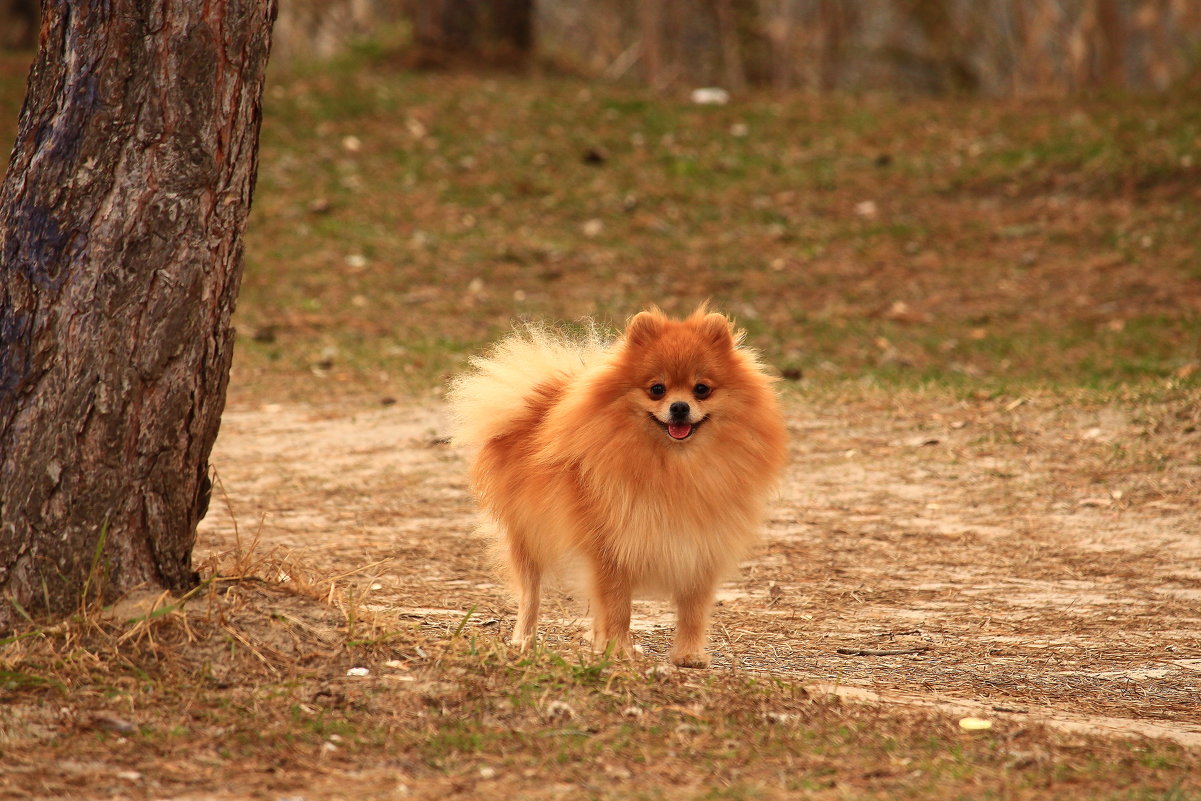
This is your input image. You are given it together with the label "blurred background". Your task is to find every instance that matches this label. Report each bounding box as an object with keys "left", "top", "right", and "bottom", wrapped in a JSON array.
[
  {"left": 5, "top": 1, "right": 1201, "bottom": 93},
  {"left": 1, "top": 0, "right": 1198, "bottom": 401},
  {"left": 164, "top": 1, "right": 1201, "bottom": 93}
]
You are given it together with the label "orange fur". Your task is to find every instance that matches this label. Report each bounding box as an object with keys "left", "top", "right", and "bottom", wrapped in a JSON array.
[{"left": 447, "top": 305, "right": 788, "bottom": 667}]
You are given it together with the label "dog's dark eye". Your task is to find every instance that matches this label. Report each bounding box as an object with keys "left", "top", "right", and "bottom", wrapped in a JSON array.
[
  {"left": 648, "top": 383, "right": 667, "bottom": 399},
  {"left": 693, "top": 383, "right": 711, "bottom": 399}
]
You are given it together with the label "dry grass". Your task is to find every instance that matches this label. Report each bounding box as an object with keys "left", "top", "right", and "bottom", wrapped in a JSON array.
[{"left": 3, "top": 561, "right": 1199, "bottom": 801}]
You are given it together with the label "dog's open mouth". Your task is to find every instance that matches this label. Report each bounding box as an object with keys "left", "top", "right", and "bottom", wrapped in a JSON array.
[{"left": 650, "top": 414, "right": 707, "bottom": 441}]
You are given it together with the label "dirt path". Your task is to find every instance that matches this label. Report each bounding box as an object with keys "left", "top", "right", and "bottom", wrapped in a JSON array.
[{"left": 199, "top": 391, "right": 1201, "bottom": 747}]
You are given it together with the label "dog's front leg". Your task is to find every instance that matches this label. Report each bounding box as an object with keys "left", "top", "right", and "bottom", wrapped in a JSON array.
[
  {"left": 589, "top": 558, "right": 634, "bottom": 658},
  {"left": 670, "top": 581, "right": 716, "bottom": 668}
]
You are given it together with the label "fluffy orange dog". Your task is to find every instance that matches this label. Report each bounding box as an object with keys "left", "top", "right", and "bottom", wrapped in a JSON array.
[{"left": 449, "top": 306, "right": 787, "bottom": 667}]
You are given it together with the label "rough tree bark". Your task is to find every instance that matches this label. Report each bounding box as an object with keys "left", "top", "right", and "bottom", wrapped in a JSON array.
[{"left": 0, "top": 0, "right": 277, "bottom": 631}]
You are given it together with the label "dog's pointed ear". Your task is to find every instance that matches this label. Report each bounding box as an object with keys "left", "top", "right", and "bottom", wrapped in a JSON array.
[
  {"left": 699, "top": 312, "right": 735, "bottom": 349},
  {"left": 626, "top": 309, "right": 665, "bottom": 346}
]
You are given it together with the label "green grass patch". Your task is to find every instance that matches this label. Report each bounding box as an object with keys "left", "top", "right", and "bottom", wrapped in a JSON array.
[
  {"left": 1, "top": 50, "right": 1199, "bottom": 403},
  {"left": 228, "top": 56, "right": 1201, "bottom": 401}
]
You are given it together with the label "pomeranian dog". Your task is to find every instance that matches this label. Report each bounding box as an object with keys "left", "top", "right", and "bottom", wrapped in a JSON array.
[{"left": 448, "top": 305, "right": 787, "bottom": 667}]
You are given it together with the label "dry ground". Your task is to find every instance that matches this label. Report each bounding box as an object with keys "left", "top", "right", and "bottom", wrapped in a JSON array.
[{"left": 198, "top": 385, "right": 1201, "bottom": 748}]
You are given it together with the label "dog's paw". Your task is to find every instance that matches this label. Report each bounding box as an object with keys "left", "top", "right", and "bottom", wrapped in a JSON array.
[
  {"left": 591, "top": 633, "right": 638, "bottom": 660},
  {"left": 669, "top": 651, "right": 711, "bottom": 669},
  {"left": 604, "top": 640, "right": 640, "bottom": 661}
]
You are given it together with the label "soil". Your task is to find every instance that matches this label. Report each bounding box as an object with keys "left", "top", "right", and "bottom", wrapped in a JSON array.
[{"left": 198, "top": 387, "right": 1201, "bottom": 748}]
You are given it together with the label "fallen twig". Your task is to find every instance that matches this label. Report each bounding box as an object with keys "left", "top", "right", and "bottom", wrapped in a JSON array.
[{"left": 836, "top": 646, "right": 931, "bottom": 657}]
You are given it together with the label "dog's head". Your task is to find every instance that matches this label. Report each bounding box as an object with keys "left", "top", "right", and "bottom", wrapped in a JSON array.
[{"left": 617, "top": 305, "right": 743, "bottom": 443}]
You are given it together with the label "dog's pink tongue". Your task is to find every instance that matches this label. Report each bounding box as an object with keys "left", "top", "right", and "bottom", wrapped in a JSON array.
[{"left": 668, "top": 422, "right": 692, "bottom": 440}]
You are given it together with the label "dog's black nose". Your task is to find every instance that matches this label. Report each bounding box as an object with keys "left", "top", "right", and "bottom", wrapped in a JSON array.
[{"left": 669, "top": 401, "right": 690, "bottom": 420}]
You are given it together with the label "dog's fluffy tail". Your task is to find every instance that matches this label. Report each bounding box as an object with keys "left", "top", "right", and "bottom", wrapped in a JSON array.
[{"left": 447, "top": 322, "right": 610, "bottom": 449}]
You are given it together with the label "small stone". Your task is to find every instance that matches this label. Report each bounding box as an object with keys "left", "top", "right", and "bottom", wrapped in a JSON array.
[{"left": 545, "top": 700, "right": 576, "bottom": 721}]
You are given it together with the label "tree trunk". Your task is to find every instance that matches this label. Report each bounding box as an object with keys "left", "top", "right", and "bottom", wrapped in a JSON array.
[
  {"left": 638, "top": 0, "right": 663, "bottom": 88},
  {"left": 819, "top": 0, "right": 855, "bottom": 93},
  {"left": 411, "top": 0, "right": 535, "bottom": 69},
  {"left": 492, "top": 0, "right": 536, "bottom": 56},
  {"left": 764, "top": 0, "right": 795, "bottom": 91},
  {"left": 714, "top": 0, "right": 747, "bottom": 92},
  {"left": 413, "top": 0, "right": 448, "bottom": 54},
  {"left": 0, "top": 0, "right": 277, "bottom": 631},
  {"left": 1094, "top": 0, "right": 1127, "bottom": 88}
]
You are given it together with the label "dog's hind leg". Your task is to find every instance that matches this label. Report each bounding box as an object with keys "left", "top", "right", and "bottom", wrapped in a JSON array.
[{"left": 506, "top": 533, "right": 542, "bottom": 648}]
